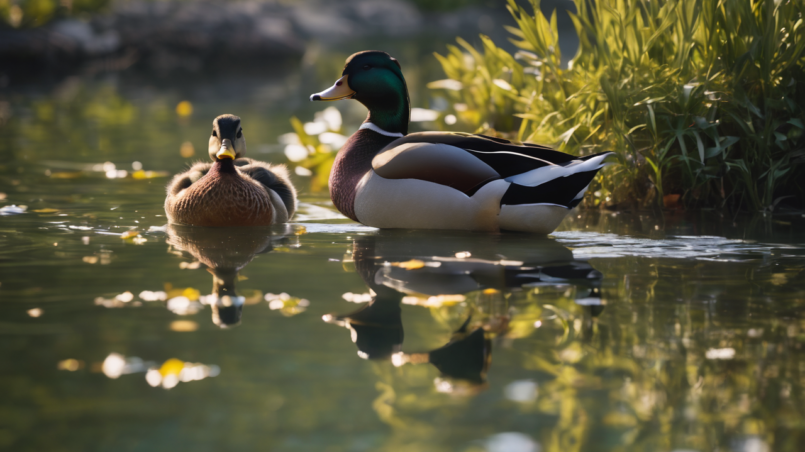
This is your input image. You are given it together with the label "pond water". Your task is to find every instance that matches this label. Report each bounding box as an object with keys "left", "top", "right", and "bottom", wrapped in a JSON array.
[{"left": 3, "top": 66, "right": 805, "bottom": 452}]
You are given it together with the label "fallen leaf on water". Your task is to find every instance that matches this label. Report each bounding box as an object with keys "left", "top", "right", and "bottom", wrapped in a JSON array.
[
  {"left": 57, "top": 359, "right": 83, "bottom": 371},
  {"left": 132, "top": 170, "right": 170, "bottom": 180},
  {"left": 49, "top": 171, "right": 84, "bottom": 179},
  {"left": 240, "top": 289, "right": 263, "bottom": 305},
  {"left": 170, "top": 320, "right": 199, "bottom": 332},
  {"left": 160, "top": 358, "right": 186, "bottom": 376},
  {"left": 265, "top": 292, "right": 310, "bottom": 316},
  {"left": 120, "top": 230, "right": 139, "bottom": 239},
  {"left": 33, "top": 208, "right": 59, "bottom": 213},
  {"left": 167, "top": 287, "right": 201, "bottom": 301},
  {"left": 393, "top": 259, "right": 425, "bottom": 270}
]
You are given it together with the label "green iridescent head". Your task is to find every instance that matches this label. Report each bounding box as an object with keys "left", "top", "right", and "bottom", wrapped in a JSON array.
[{"left": 311, "top": 51, "right": 410, "bottom": 135}]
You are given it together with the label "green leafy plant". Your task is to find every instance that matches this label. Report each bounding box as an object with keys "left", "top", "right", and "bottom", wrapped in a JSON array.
[
  {"left": 429, "top": 0, "right": 805, "bottom": 211},
  {"left": 281, "top": 107, "right": 349, "bottom": 192}
]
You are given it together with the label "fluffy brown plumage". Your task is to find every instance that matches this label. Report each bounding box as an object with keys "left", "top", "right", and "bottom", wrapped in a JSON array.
[{"left": 165, "top": 115, "right": 297, "bottom": 227}]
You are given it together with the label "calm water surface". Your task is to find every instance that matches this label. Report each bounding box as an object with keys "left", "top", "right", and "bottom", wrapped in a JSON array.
[{"left": 2, "top": 74, "right": 805, "bottom": 452}]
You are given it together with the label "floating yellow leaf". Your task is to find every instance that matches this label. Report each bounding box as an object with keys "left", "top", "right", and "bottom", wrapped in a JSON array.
[
  {"left": 57, "top": 359, "right": 82, "bottom": 371},
  {"left": 33, "top": 208, "right": 59, "bottom": 213},
  {"left": 240, "top": 289, "right": 263, "bottom": 305},
  {"left": 482, "top": 288, "right": 500, "bottom": 294},
  {"left": 176, "top": 101, "right": 193, "bottom": 117},
  {"left": 132, "top": 170, "right": 169, "bottom": 180},
  {"left": 394, "top": 259, "right": 425, "bottom": 270},
  {"left": 182, "top": 287, "right": 200, "bottom": 301},
  {"left": 120, "top": 231, "right": 140, "bottom": 239},
  {"left": 50, "top": 171, "right": 84, "bottom": 179},
  {"left": 159, "top": 358, "right": 186, "bottom": 376},
  {"left": 170, "top": 320, "right": 199, "bottom": 332}
]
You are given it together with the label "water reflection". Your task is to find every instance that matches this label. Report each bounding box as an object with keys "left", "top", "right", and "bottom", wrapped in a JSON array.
[
  {"left": 325, "top": 231, "right": 604, "bottom": 392},
  {"left": 165, "top": 224, "right": 292, "bottom": 327}
]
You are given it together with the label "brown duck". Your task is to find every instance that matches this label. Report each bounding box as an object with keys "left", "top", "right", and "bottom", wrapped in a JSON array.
[{"left": 165, "top": 114, "right": 296, "bottom": 226}]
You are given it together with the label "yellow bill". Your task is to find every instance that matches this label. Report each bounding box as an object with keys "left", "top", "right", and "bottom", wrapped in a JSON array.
[
  {"left": 310, "top": 75, "right": 355, "bottom": 101},
  {"left": 216, "top": 139, "right": 236, "bottom": 159}
]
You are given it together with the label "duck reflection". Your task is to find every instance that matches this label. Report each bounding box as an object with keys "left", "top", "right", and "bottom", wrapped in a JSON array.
[
  {"left": 324, "top": 231, "right": 604, "bottom": 391},
  {"left": 166, "top": 224, "right": 291, "bottom": 327}
]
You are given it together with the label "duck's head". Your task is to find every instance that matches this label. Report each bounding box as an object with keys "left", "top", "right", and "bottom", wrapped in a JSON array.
[
  {"left": 209, "top": 114, "right": 246, "bottom": 161},
  {"left": 311, "top": 50, "right": 409, "bottom": 134}
]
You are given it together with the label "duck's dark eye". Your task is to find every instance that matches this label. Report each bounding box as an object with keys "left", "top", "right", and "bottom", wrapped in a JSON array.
[
  {"left": 212, "top": 130, "right": 217, "bottom": 137},
  {"left": 363, "top": 65, "right": 371, "bottom": 71},
  {"left": 237, "top": 129, "right": 242, "bottom": 138}
]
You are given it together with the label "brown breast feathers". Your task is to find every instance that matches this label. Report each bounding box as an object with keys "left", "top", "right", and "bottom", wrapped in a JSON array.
[
  {"left": 329, "top": 129, "right": 398, "bottom": 222},
  {"left": 167, "top": 160, "right": 274, "bottom": 227}
]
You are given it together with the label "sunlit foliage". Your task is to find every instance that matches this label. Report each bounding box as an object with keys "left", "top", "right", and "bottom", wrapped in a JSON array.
[{"left": 430, "top": 0, "right": 805, "bottom": 211}]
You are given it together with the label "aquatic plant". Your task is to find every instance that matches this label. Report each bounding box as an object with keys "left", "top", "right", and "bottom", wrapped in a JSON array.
[{"left": 429, "top": 0, "right": 805, "bottom": 211}]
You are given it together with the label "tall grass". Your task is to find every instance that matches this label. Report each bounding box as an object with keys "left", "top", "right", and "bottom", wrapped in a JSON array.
[{"left": 430, "top": 0, "right": 805, "bottom": 210}]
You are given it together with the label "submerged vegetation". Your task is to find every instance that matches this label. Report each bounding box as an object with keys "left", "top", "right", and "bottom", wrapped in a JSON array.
[{"left": 430, "top": 0, "right": 805, "bottom": 211}]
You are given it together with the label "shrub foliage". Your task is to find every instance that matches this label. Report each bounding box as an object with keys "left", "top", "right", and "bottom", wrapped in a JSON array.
[{"left": 430, "top": 0, "right": 805, "bottom": 210}]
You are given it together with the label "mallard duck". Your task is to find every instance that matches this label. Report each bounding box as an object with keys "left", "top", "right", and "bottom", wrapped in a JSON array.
[
  {"left": 165, "top": 114, "right": 297, "bottom": 227},
  {"left": 310, "top": 51, "right": 613, "bottom": 234}
]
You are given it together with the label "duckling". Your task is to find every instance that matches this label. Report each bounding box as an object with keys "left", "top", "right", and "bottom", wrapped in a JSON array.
[
  {"left": 165, "top": 114, "right": 297, "bottom": 227},
  {"left": 310, "top": 51, "right": 613, "bottom": 234}
]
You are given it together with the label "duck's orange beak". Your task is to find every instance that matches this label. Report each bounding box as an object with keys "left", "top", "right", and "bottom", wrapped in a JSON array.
[
  {"left": 310, "top": 75, "right": 355, "bottom": 101},
  {"left": 216, "top": 139, "right": 236, "bottom": 160}
]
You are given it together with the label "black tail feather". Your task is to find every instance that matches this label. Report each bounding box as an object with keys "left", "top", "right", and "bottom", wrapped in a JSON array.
[{"left": 500, "top": 170, "right": 599, "bottom": 207}]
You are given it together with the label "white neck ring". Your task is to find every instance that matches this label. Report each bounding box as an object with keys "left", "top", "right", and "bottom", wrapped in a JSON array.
[{"left": 359, "top": 123, "right": 404, "bottom": 138}]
